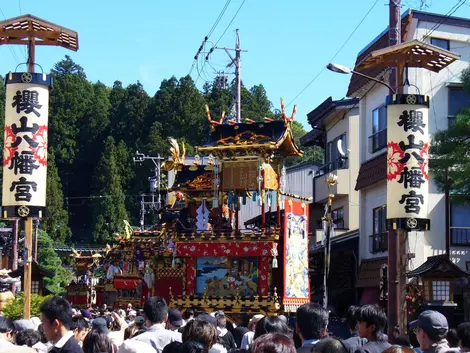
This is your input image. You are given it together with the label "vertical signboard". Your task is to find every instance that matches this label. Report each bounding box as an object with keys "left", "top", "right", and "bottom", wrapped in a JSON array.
[
  {"left": 2, "top": 72, "right": 52, "bottom": 219},
  {"left": 386, "top": 94, "right": 430, "bottom": 231}
]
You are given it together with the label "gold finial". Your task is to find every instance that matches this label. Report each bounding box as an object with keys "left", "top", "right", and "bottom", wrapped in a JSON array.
[{"left": 325, "top": 173, "right": 338, "bottom": 187}]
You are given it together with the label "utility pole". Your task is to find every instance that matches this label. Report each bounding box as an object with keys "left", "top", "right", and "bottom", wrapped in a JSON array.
[
  {"left": 133, "top": 151, "right": 165, "bottom": 226},
  {"left": 387, "top": 0, "right": 403, "bottom": 336},
  {"left": 235, "top": 29, "right": 241, "bottom": 123},
  {"left": 206, "top": 29, "right": 247, "bottom": 123}
]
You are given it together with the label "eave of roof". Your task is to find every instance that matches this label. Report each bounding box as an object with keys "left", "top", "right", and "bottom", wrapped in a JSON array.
[{"left": 407, "top": 254, "right": 470, "bottom": 278}]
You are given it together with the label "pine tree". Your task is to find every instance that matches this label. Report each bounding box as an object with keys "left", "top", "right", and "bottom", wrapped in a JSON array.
[
  {"left": 91, "top": 136, "right": 128, "bottom": 243},
  {"left": 43, "top": 148, "right": 71, "bottom": 243},
  {"left": 430, "top": 68, "right": 470, "bottom": 203}
]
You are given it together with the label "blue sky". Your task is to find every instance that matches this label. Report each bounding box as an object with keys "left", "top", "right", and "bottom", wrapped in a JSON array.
[{"left": 0, "top": 0, "right": 467, "bottom": 128}]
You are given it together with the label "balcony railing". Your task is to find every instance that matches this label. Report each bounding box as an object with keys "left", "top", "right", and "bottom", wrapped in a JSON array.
[
  {"left": 451, "top": 227, "right": 470, "bottom": 246},
  {"left": 315, "top": 157, "right": 348, "bottom": 177},
  {"left": 369, "top": 232, "right": 388, "bottom": 253},
  {"left": 369, "top": 129, "right": 387, "bottom": 153}
]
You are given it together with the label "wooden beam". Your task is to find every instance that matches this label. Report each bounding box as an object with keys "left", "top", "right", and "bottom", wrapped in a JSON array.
[
  {"left": 23, "top": 217, "right": 33, "bottom": 319},
  {"left": 0, "top": 38, "right": 78, "bottom": 50},
  {"left": 0, "top": 29, "right": 61, "bottom": 39}
]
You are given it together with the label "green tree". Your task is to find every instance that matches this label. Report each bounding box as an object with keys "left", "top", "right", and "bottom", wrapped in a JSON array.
[
  {"left": 43, "top": 148, "right": 71, "bottom": 243},
  {"left": 38, "top": 230, "right": 74, "bottom": 294},
  {"left": 3, "top": 293, "right": 53, "bottom": 320},
  {"left": 91, "top": 136, "right": 128, "bottom": 243},
  {"left": 430, "top": 68, "right": 470, "bottom": 203}
]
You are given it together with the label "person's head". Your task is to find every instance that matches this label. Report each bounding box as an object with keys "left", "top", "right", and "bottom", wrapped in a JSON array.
[
  {"left": 184, "top": 309, "right": 195, "bottom": 320},
  {"left": 182, "top": 319, "right": 217, "bottom": 351},
  {"left": 447, "top": 328, "right": 459, "bottom": 348},
  {"left": 236, "top": 313, "right": 250, "bottom": 327},
  {"left": 13, "top": 319, "right": 35, "bottom": 333},
  {"left": 91, "top": 317, "right": 109, "bottom": 334},
  {"left": 381, "top": 345, "right": 416, "bottom": 353},
  {"left": 254, "top": 316, "right": 291, "bottom": 340},
  {"left": 39, "top": 296, "right": 73, "bottom": 342},
  {"left": 216, "top": 313, "right": 226, "bottom": 329},
  {"left": 128, "top": 310, "right": 137, "bottom": 321},
  {"left": 0, "top": 317, "right": 15, "bottom": 342},
  {"left": 37, "top": 324, "right": 48, "bottom": 344},
  {"left": 135, "top": 316, "right": 146, "bottom": 329},
  {"left": 457, "top": 322, "right": 470, "bottom": 350},
  {"left": 71, "top": 316, "right": 90, "bottom": 343},
  {"left": 168, "top": 309, "right": 183, "bottom": 329},
  {"left": 248, "top": 314, "right": 264, "bottom": 331},
  {"left": 144, "top": 296, "right": 169, "bottom": 325},
  {"left": 251, "top": 332, "right": 296, "bottom": 353},
  {"left": 356, "top": 304, "right": 387, "bottom": 341},
  {"left": 409, "top": 310, "right": 448, "bottom": 350},
  {"left": 180, "top": 341, "right": 207, "bottom": 353},
  {"left": 15, "top": 329, "right": 41, "bottom": 347},
  {"left": 393, "top": 336, "right": 411, "bottom": 347},
  {"left": 346, "top": 306, "right": 360, "bottom": 333},
  {"left": 311, "top": 337, "right": 347, "bottom": 353},
  {"left": 296, "top": 303, "right": 328, "bottom": 342},
  {"left": 82, "top": 329, "right": 113, "bottom": 353},
  {"left": 163, "top": 341, "right": 183, "bottom": 353}
]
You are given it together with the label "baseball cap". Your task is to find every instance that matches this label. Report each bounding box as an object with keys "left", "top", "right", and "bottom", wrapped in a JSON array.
[
  {"left": 168, "top": 309, "right": 183, "bottom": 327},
  {"left": 92, "top": 317, "right": 109, "bottom": 334},
  {"left": 135, "top": 316, "right": 146, "bottom": 325},
  {"left": 215, "top": 310, "right": 225, "bottom": 317},
  {"left": 249, "top": 314, "right": 264, "bottom": 328},
  {"left": 197, "top": 313, "right": 217, "bottom": 327},
  {"left": 81, "top": 309, "right": 92, "bottom": 319},
  {"left": 128, "top": 310, "right": 137, "bottom": 317},
  {"left": 409, "top": 310, "right": 448, "bottom": 335},
  {"left": 14, "top": 319, "right": 35, "bottom": 332}
]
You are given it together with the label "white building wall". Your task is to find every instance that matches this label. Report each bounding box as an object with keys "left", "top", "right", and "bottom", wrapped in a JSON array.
[{"left": 357, "top": 18, "right": 470, "bottom": 269}]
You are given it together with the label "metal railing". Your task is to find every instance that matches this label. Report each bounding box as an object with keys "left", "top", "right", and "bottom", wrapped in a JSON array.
[
  {"left": 451, "top": 227, "right": 470, "bottom": 246},
  {"left": 369, "top": 129, "right": 387, "bottom": 153},
  {"left": 369, "top": 232, "right": 388, "bottom": 253},
  {"left": 315, "top": 157, "right": 348, "bottom": 177}
]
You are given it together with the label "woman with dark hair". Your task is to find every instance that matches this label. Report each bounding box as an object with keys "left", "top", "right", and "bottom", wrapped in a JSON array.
[
  {"left": 182, "top": 319, "right": 225, "bottom": 353},
  {"left": 250, "top": 333, "right": 296, "bottom": 353},
  {"left": 253, "top": 316, "right": 291, "bottom": 340},
  {"left": 82, "top": 330, "right": 114, "bottom": 353},
  {"left": 180, "top": 341, "right": 208, "bottom": 353},
  {"left": 382, "top": 345, "right": 416, "bottom": 353}
]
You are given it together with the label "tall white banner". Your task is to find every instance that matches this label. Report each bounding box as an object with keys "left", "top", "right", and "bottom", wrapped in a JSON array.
[
  {"left": 386, "top": 94, "right": 430, "bottom": 231},
  {"left": 2, "top": 72, "right": 52, "bottom": 218}
]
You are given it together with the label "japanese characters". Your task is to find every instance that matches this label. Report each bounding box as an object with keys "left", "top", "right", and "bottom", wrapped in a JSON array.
[
  {"left": 387, "top": 97, "right": 429, "bottom": 223},
  {"left": 2, "top": 75, "right": 50, "bottom": 210}
]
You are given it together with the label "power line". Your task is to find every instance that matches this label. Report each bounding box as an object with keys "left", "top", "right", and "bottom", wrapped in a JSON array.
[
  {"left": 421, "top": 0, "right": 467, "bottom": 41},
  {"left": 213, "top": 0, "right": 247, "bottom": 47},
  {"left": 286, "top": 0, "right": 380, "bottom": 107},
  {"left": 189, "top": 0, "right": 232, "bottom": 76}
]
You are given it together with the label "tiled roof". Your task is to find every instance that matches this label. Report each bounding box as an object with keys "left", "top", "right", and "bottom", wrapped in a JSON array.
[
  {"left": 407, "top": 254, "right": 470, "bottom": 279},
  {"left": 357, "top": 257, "right": 387, "bottom": 288},
  {"left": 355, "top": 153, "right": 387, "bottom": 191}
]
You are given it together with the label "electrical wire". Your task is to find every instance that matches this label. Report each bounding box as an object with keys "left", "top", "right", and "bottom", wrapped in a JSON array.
[
  {"left": 213, "top": 0, "right": 247, "bottom": 47},
  {"left": 0, "top": 7, "right": 22, "bottom": 64},
  {"left": 286, "top": 0, "right": 380, "bottom": 107},
  {"left": 189, "top": 0, "right": 232, "bottom": 76},
  {"left": 421, "top": 0, "right": 467, "bottom": 41}
]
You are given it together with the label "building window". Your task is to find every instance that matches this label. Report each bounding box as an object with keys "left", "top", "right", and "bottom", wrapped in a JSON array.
[
  {"left": 451, "top": 202, "right": 470, "bottom": 246},
  {"left": 431, "top": 38, "right": 450, "bottom": 50},
  {"left": 32, "top": 280, "right": 39, "bottom": 295},
  {"left": 370, "top": 105, "right": 387, "bottom": 152},
  {"left": 332, "top": 207, "right": 344, "bottom": 229},
  {"left": 370, "top": 206, "right": 387, "bottom": 253},
  {"left": 448, "top": 88, "right": 470, "bottom": 124},
  {"left": 431, "top": 280, "right": 450, "bottom": 301},
  {"left": 325, "top": 134, "right": 347, "bottom": 173}
]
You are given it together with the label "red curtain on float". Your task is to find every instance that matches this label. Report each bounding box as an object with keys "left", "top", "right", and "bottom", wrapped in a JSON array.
[{"left": 155, "top": 279, "right": 184, "bottom": 304}]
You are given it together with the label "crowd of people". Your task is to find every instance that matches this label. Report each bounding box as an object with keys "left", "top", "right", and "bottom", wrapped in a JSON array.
[{"left": 0, "top": 296, "right": 469, "bottom": 353}]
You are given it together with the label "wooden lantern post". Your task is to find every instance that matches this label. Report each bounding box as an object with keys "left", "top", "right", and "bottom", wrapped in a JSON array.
[{"left": 0, "top": 14, "right": 78, "bottom": 319}]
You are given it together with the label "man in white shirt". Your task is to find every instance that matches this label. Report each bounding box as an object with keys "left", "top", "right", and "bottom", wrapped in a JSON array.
[
  {"left": 39, "top": 296, "right": 84, "bottom": 353},
  {"left": 133, "top": 296, "right": 182, "bottom": 353}
]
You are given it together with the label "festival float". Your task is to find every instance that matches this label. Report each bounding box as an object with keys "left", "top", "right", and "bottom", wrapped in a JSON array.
[{"left": 99, "top": 100, "right": 311, "bottom": 315}]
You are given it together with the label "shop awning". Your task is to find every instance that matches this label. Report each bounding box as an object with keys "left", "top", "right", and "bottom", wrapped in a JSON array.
[
  {"left": 357, "top": 257, "right": 387, "bottom": 288},
  {"left": 407, "top": 254, "right": 470, "bottom": 279}
]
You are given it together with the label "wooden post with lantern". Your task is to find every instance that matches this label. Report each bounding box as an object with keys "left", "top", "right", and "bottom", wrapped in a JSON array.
[{"left": 0, "top": 14, "right": 78, "bottom": 319}]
